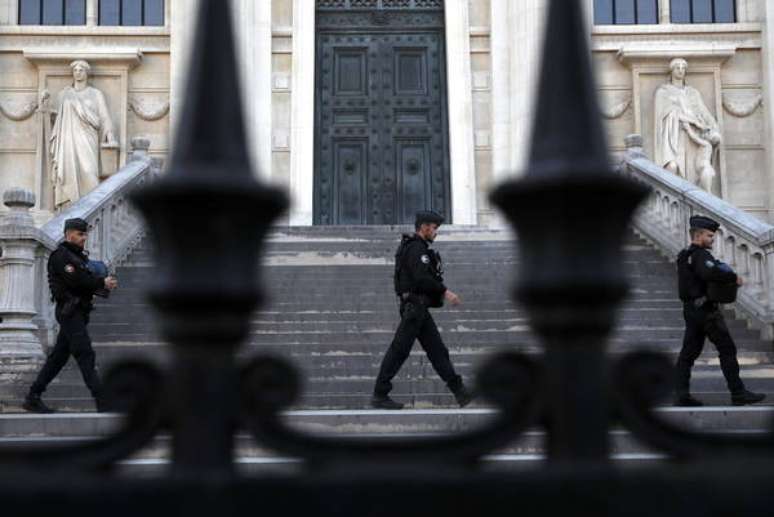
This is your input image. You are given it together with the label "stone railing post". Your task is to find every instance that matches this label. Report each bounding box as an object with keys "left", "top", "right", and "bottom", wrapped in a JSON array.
[
  {"left": 0, "top": 189, "right": 44, "bottom": 358},
  {"left": 128, "top": 136, "right": 151, "bottom": 163},
  {"left": 624, "top": 133, "right": 646, "bottom": 159}
]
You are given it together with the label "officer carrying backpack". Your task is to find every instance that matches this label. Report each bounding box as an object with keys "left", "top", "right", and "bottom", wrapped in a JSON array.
[{"left": 677, "top": 247, "right": 738, "bottom": 304}]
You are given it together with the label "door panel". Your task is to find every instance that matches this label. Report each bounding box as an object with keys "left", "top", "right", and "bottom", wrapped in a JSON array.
[
  {"left": 335, "top": 49, "right": 369, "bottom": 95},
  {"left": 396, "top": 140, "right": 431, "bottom": 223},
  {"left": 314, "top": 6, "right": 449, "bottom": 225},
  {"left": 395, "top": 49, "right": 427, "bottom": 95},
  {"left": 333, "top": 141, "right": 368, "bottom": 225}
]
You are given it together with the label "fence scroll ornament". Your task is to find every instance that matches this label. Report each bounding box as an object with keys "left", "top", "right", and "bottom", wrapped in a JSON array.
[{"left": 4, "top": 0, "right": 774, "bottom": 514}]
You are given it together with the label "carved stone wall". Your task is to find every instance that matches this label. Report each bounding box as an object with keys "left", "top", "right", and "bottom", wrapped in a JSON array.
[{"left": 0, "top": 25, "right": 170, "bottom": 221}]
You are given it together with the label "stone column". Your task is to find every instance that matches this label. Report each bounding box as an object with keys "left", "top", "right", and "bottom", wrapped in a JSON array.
[
  {"left": 508, "top": 0, "right": 547, "bottom": 177},
  {"left": 232, "top": 0, "right": 273, "bottom": 180},
  {"left": 289, "top": 0, "right": 315, "bottom": 225},
  {"left": 86, "top": 0, "right": 98, "bottom": 26},
  {"left": 0, "top": 0, "right": 19, "bottom": 25},
  {"left": 445, "top": 0, "right": 478, "bottom": 225},
  {"left": 763, "top": 0, "right": 774, "bottom": 221},
  {"left": 659, "top": 0, "right": 672, "bottom": 23},
  {"left": 490, "top": 0, "right": 512, "bottom": 183},
  {"left": 170, "top": 0, "right": 201, "bottom": 132},
  {"left": 0, "top": 189, "right": 44, "bottom": 358}
]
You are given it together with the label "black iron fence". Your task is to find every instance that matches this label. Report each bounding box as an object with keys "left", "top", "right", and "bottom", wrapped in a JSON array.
[{"left": 2, "top": 0, "right": 774, "bottom": 515}]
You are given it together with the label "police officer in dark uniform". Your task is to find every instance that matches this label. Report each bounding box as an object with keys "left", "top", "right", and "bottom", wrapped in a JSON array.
[
  {"left": 23, "top": 218, "right": 118, "bottom": 413},
  {"left": 675, "top": 215, "right": 765, "bottom": 407},
  {"left": 371, "top": 211, "right": 473, "bottom": 410}
]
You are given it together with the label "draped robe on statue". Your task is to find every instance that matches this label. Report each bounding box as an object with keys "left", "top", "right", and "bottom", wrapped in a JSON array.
[
  {"left": 50, "top": 86, "right": 112, "bottom": 208},
  {"left": 654, "top": 83, "right": 720, "bottom": 189}
]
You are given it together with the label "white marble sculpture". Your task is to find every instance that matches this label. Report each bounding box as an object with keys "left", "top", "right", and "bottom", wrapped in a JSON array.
[
  {"left": 654, "top": 58, "right": 722, "bottom": 193},
  {"left": 47, "top": 60, "right": 117, "bottom": 209}
]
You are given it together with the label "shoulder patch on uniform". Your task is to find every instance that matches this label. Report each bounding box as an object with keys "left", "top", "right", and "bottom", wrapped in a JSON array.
[
  {"left": 420, "top": 254, "right": 430, "bottom": 264},
  {"left": 64, "top": 264, "right": 75, "bottom": 274},
  {"left": 705, "top": 260, "right": 715, "bottom": 268}
]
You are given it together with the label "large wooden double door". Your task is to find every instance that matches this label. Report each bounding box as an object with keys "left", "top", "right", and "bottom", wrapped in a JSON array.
[{"left": 314, "top": 4, "right": 450, "bottom": 225}]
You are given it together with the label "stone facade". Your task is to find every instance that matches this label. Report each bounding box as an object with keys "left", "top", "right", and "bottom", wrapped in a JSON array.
[{"left": 1, "top": 0, "right": 773, "bottom": 224}]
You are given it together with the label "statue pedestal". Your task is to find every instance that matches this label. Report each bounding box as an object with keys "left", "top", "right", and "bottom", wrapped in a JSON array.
[{"left": 101, "top": 145, "right": 120, "bottom": 178}]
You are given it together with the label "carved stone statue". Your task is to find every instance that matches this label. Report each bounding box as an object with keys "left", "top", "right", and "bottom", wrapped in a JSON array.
[
  {"left": 654, "top": 58, "right": 722, "bottom": 193},
  {"left": 46, "top": 60, "right": 117, "bottom": 209}
]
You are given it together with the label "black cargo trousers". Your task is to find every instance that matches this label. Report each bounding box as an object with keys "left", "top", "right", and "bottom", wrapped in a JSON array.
[
  {"left": 30, "top": 306, "right": 102, "bottom": 398},
  {"left": 676, "top": 301, "right": 744, "bottom": 395},
  {"left": 374, "top": 296, "right": 462, "bottom": 397}
]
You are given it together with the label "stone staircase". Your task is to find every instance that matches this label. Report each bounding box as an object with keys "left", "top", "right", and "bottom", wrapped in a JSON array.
[{"left": 1, "top": 225, "right": 773, "bottom": 472}]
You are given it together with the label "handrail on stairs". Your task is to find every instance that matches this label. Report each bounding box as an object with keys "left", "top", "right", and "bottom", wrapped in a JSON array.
[{"left": 620, "top": 134, "right": 774, "bottom": 340}]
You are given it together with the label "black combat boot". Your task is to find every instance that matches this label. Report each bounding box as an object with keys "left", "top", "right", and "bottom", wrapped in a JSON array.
[
  {"left": 95, "top": 394, "right": 110, "bottom": 413},
  {"left": 731, "top": 389, "right": 766, "bottom": 406},
  {"left": 674, "top": 393, "right": 704, "bottom": 407},
  {"left": 22, "top": 393, "right": 55, "bottom": 414},
  {"left": 371, "top": 394, "right": 404, "bottom": 410},
  {"left": 452, "top": 385, "right": 475, "bottom": 408}
]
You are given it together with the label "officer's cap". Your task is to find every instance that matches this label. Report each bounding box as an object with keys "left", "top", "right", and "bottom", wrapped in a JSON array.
[
  {"left": 64, "top": 218, "right": 89, "bottom": 233},
  {"left": 415, "top": 210, "right": 445, "bottom": 228},
  {"left": 689, "top": 215, "right": 720, "bottom": 232}
]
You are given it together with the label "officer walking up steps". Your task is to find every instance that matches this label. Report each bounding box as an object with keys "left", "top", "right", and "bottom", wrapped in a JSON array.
[
  {"left": 675, "top": 215, "right": 766, "bottom": 407},
  {"left": 371, "top": 211, "right": 474, "bottom": 410},
  {"left": 22, "top": 218, "right": 118, "bottom": 413}
]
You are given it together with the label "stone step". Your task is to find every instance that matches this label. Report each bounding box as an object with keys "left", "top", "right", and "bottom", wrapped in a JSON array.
[
  {"left": 3, "top": 391, "right": 771, "bottom": 413},
  {"left": 16, "top": 368, "right": 774, "bottom": 400},
  {"left": 86, "top": 313, "right": 751, "bottom": 334},
  {"left": 2, "top": 407, "right": 772, "bottom": 438},
  {"left": 114, "top": 260, "right": 672, "bottom": 277},
  {"left": 84, "top": 327, "right": 764, "bottom": 346},
  {"left": 47, "top": 340, "right": 771, "bottom": 361},
  {"left": 89, "top": 297, "right": 685, "bottom": 309},
  {"left": 88, "top": 305, "right": 688, "bottom": 318},
  {"left": 5, "top": 366, "right": 774, "bottom": 412},
  {"left": 14, "top": 350, "right": 774, "bottom": 389},
  {"left": 121, "top": 251, "right": 667, "bottom": 264},
  {"left": 18, "top": 348, "right": 774, "bottom": 382},
  {"left": 86, "top": 283, "right": 682, "bottom": 296}
]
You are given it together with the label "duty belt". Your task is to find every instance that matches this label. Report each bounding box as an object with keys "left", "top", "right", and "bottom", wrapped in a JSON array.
[{"left": 400, "top": 292, "right": 429, "bottom": 305}]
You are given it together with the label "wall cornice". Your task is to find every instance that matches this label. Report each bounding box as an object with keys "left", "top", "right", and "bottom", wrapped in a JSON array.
[
  {"left": 0, "top": 26, "right": 169, "bottom": 36},
  {"left": 592, "top": 22, "right": 761, "bottom": 36},
  {"left": 616, "top": 43, "right": 738, "bottom": 66},
  {"left": 23, "top": 49, "right": 143, "bottom": 68}
]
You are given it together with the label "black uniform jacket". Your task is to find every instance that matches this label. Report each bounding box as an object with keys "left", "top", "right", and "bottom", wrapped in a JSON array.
[
  {"left": 396, "top": 236, "right": 447, "bottom": 302},
  {"left": 48, "top": 242, "right": 105, "bottom": 307},
  {"left": 677, "top": 244, "right": 737, "bottom": 301}
]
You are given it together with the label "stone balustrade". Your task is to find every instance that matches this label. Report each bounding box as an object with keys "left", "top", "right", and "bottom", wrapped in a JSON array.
[
  {"left": 40, "top": 137, "right": 156, "bottom": 267},
  {"left": 620, "top": 134, "right": 774, "bottom": 339},
  {"left": 0, "top": 137, "right": 155, "bottom": 354}
]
